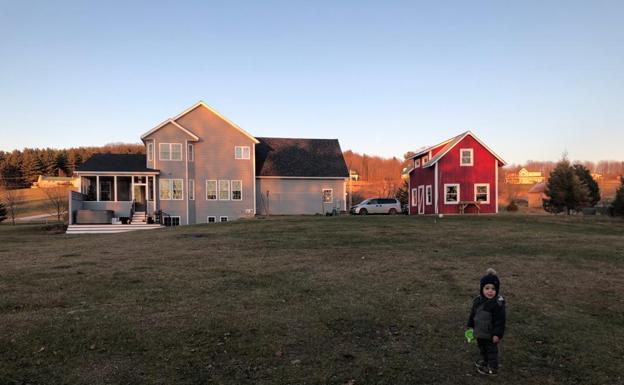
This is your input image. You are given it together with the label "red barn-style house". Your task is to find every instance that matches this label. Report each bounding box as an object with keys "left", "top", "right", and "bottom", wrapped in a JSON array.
[{"left": 407, "top": 131, "right": 506, "bottom": 215}]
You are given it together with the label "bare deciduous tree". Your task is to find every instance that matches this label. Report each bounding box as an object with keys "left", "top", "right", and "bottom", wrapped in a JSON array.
[
  {"left": 41, "top": 186, "right": 70, "bottom": 222},
  {"left": 0, "top": 186, "right": 22, "bottom": 225}
]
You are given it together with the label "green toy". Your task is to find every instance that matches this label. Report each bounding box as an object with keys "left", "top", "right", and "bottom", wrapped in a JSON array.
[{"left": 465, "top": 329, "right": 475, "bottom": 343}]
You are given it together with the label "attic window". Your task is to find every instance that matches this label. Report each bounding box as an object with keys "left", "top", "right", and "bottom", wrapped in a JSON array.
[
  {"left": 414, "top": 158, "right": 421, "bottom": 168},
  {"left": 235, "top": 146, "right": 250, "bottom": 160},
  {"left": 460, "top": 149, "right": 473, "bottom": 166}
]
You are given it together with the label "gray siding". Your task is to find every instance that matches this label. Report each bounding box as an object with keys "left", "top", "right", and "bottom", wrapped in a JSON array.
[
  {"left": 144, "top": 105, "right": 256, "bottom": 224},
  {"left": 255, "top": 178, "right": 346, "bottom": 215}
]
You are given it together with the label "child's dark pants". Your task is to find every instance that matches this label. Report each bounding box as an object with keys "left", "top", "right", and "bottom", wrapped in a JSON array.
[{"left": 477, "top": 338, "right": 498, "bottom": 369}]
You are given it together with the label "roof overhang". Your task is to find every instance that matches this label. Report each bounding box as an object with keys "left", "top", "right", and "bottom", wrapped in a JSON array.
[
  {"left": 422, "top": 131, "right": 507, "bottom": 167},
  {"left": 75, "top": 171, "right": 160, "bottom": 176},
  {"left": 141, "top": 119, "right": 199, "bottom": 142}
]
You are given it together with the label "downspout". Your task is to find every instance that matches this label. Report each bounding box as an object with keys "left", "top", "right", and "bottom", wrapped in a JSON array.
[
  {"left": 434, "top": 163, "right": 439, "bottom": 214},
  {"left": 185, "top": 139, "right": 189, "bottom": 225}
]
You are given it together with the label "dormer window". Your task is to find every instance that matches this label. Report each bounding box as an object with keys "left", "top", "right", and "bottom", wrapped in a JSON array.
[
  {"left": 422, "top": 155, "right": 429, "bottom": 164},
  {"left": 414, "top": 158, "right": 421, "bottom": 168},
  {"left": 460, "top": 148, "right": 473, "bottom": 166}
]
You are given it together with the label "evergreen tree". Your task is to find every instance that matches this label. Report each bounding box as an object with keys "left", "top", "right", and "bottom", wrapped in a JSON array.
[
  {"left": 544, "top": 157, "right": 590, "bottom": 215},
  {"left": 54, "top": 152, "right": 70, "bottom": 176},
  {"left": 573, "top": 164, "right": 600, "bottom": 206},
  {"left": 395, "top": 179, "right": 409, "bottom": 206},
  {"left": 0, "top": 200, "right": 7, "bottom": 223},
  {"left": 612, "top": 177, "right": 624, "bottom": 217},
  {"left": 21, "top": 151, "right": 45, "bottom": 184}
]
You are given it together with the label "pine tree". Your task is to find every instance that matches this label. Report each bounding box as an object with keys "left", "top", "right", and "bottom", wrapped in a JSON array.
[
  {"left": 0, "top": 200, "right": 7, "bottom": 223},
  {"left": 573, "top": 164, "right": 600, "bottom": 206},
  {"left": 544, "top": 157, "right": 590, "bottom": 215},
  {"left": 612, "top": 177, "right": 624, "bottom": 217},
  {"left": 21, "top": 152, "right": 45, "bottom": 184},
  {"left": 54, "top": 152, "right": 70, "bottom": 176}
]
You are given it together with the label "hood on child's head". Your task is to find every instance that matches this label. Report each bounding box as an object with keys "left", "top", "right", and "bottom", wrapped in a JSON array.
[{"left": 480, "top": 268, "right": 500, "bottom": 296}]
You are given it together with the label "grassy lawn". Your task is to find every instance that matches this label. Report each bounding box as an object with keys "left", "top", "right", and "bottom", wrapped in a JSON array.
[{"left": 1, "top": 215, "right": 623, "bottom": 385}]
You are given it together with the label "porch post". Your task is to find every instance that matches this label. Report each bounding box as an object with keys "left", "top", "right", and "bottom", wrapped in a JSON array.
[
  {"left": 96, "top": 175, "right": 100, "bottom": 202},
  {"left": 114, "top": 176, "right": 118, "bottom": 202}
]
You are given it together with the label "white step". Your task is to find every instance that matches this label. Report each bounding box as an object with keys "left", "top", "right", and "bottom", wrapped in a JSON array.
[{"left": 66, "top": 224, "right": 163, "bottom": 234}]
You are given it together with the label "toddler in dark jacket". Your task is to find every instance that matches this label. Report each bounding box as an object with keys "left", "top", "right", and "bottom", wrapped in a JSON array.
[{"left": 467, "top": 268, "right": 506, "bottom": 375}]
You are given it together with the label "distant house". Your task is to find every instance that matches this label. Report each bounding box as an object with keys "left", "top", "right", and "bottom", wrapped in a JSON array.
[
  {"left": 32, "top": 175, "right": 80, "bottom": 189},
  {"left": 69, "top": 101, "right": 348, "bottom": 230},
  {"left": 528, "top": 181, "right": 547, "bottom": 209},
  {"left": 406, "top": 131, "right": 506, "bottom": 215},
  {"left": 505, "top": 168, "right": 545, "bottom": 184}
]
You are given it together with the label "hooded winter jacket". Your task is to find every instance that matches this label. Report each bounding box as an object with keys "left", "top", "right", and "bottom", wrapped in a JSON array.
[{"left": 467, "top": 295, "right": 506, "bottom": 339}]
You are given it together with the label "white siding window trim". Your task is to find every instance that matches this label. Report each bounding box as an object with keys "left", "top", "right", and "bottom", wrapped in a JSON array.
[
  {"left": 231, "top": 180, "right": 242, "bottom": 201},
  {"left": 426, "top": 185, "right": 432, "bottom": 205},
  {"left": 160, "top": 179, "right": 184, "bottom": 200},
  {"left": 234, "top": 146, "right": 250, "bottom": 160},
  {"left": 188, "top": 143, "right": 194, "bottom": 162},
  {"left": 188, "top": 179, "right": 195, "bottom": 200},
  {"left": 159, "top": 143, "right": 183, "bottom": 161},
  {"left": 411, "top": 188, "right": 417, "bottom": 207},
  {"left": 444, "top": 183, "right": 460, "bottom": 204},
  {"left": 206, "top": 180, "right": 217, "bottom": 200},
  {"left": 460, "top": 148, "right": 474, "bottom": 166},
  {"left": 219, "top": 180, "right": 230, "bottom": 201},
  {"left": 322, "top": 188, "right": 333, "bottom": 203},
  {"left": 475, "top": 183, "right": 490, "bottom": 204},
  {"left": 163, "top": 216, "right": 181, "bottom": 226},
  {"left": 147, "top": 142, "right": 154, "bottom": 161},
  {"left": 414, "top": 158, "right": 420, "bottom": 168},
  {"left": 220, "top": 216, "right": 228, "bottom": 222}
]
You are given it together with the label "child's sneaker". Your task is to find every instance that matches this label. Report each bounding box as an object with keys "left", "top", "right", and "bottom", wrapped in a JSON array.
[
  {"left": 477, "top": 366, "right": 498, "bottom": 376},
  {"left": 474, "top": 360, "right": 486, "bottom": 370}
]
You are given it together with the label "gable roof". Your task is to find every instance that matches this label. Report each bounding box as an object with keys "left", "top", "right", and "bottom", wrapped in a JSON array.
[
  {"left": 409, "top": 131, "right": 506, "bottom": 167},
  {"left": 255, "top": 137, "right": 349, "bottom": 178},
  {"left": 140, "top": 119, "right": 199, "bottom": 142},
  {"left": 172, "top": 101, "right": 259, "bottom": 144},
  {"left": 75, "top": 154, "right": 158, "bottom": 173}
]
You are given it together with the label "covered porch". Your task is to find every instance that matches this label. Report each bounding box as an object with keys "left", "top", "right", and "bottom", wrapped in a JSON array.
[{"left": 70, "top": 173, "right": 158, "bottom": 224}]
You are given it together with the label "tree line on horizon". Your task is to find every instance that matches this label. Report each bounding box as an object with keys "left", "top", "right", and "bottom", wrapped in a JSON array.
[{"left": 0, "top": 143, "right": 145, "bottom": 188}]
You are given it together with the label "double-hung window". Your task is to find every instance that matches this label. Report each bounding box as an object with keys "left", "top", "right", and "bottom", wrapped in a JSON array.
[
  {"left": 231, "top": 180, "right": 242, "bottom": 200},
  {"left": 322, "top": 189, "right": 333, "bottom": 203},
  {"left": 160, "top": 179, "right": 183, "bottom": 200},
  {"left": 444, "top": 184, "right": 460, "bottom": 204},
  {"left": 219, "top": 180, "right": 230, "bottom": 200},
  {"left": 426, "top": 185, "right": 432, "bottom": 205},
  {"left": 234, "top": 146, "right": 250, "bottom": 159},
  {"left": 206, "top": 180, "right": 217, "bottom": 200},
  {"left": 474, "top": 183, "right": 490, "bottom": 203},
  {"left": 147, "top": 142, "right": 154, "bottom": 161},
  {"left": 411, "top": 188, "right": 417, "bottom": 206},
  {"left": 188, "top": 144, "right": 194, "bottom": 162},
  {"left": 160, "top": 143, "right": 182, "bottom": 161},
  {"left": 460, "top": 148, "right": 473, "bottom": 166}
]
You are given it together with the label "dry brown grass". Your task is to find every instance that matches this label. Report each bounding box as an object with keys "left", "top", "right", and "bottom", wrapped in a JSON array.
[{"left": 1, "top": 215, "right": 623, "bottom": 384}]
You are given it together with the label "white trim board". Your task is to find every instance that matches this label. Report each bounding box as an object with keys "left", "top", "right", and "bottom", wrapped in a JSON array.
[{"left": 141, "top": 119, "right": 199, "bottom": 141}]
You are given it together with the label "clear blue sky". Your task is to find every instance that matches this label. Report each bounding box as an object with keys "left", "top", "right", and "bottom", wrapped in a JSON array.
[{"left": 1, "top": 0, "right": 622, "bottom": 164}]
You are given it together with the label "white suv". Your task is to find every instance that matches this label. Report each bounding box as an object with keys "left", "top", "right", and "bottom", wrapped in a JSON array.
[{"left": 350, "top": 198, "right": 402, "bottom": 215}]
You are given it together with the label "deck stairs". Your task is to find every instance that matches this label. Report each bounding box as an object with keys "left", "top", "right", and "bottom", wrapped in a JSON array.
[{"left": 66, "top": 212, "right": 163, "bottom": 234}]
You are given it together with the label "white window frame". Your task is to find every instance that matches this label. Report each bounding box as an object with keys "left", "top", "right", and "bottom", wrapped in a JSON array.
[
  {"left": 444, "top": 183, "right": 460, "bottom": 204},
  {"left": 426, "top": 185, "right": 432, "bottom": 205},
  {"left": 411, "top": 188, "right": 417, "bottom": 207},
  {"left": 322, "top": 188, "right": 333, "bottom": 203},
  {"left": 160, "top": 179, "right": 183, "bottom": 200},
  {"left": 188, "top": 179, "right": 195, "bottom": 200},
  {"left": 159, "top": 143, "right": 183, "bottom": 161},
  {"left": 460, "top": 148, "right": 474, "bottom": 166},
  {"left": 422, "top": 155, "right": 429, "bottom": 164},
  {"left": 220, "top": 216, "right": 228, "bottom": 222},
  {"left": 234, "top": 146, "right": 250, "bottom": 160},
  {"left": 163, "top": 216, "right": 181, "bottom": 227},
  {"left": 188, "top": 144, "right": 194, "bottom": 162},
  {"left": 474, "top": 183, "right": 490, "bottom": 204},
  {"left": 219, "top": 180, "right": 230, "bottom": 201},
  {"left": 231, "top": 180, "right": 242, "bottom": 201},
  {"left": 207, "top": 216, "right": 216, "bottom": 223},
  {"left": 147, "top": 142, "right": 154, "bottom": 161},
  {"left": 206, "top": 180, "right": 217, "bottom": 200},
  {"left": 414, "top": 158, "right": 420, "bottom": 168}
]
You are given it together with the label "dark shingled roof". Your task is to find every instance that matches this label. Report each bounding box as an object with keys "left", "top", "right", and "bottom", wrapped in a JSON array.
[
  {"left": 255, "top": 138, "right": 348, "bottom": 178},
  {"left": 76, "top": 154, "right": 157, "bottom": 173}
]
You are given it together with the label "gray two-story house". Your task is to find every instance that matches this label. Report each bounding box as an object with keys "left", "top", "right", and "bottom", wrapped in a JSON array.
[{"left": 69, "top": 101, "right": 348, "bottom": 230}]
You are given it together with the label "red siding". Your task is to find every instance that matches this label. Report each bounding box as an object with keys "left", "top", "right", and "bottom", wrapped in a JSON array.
[
  {"left": 409, "top": 163, "right": 435, "bottom": 215},
  {"left": 437, "top": 135, "right": 498, "bottom": 214}
]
